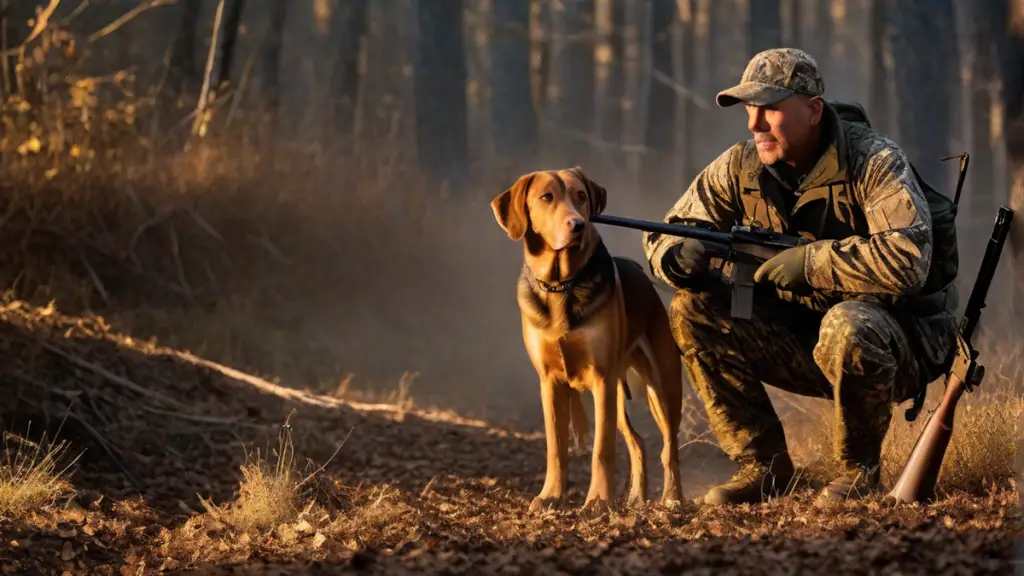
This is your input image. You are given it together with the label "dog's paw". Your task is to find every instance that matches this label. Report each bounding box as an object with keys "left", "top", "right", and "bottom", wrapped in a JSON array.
[
  {"left": 659, "top": 496, "right": 684, "bottom": 511},
  {"left": 580, "top": 497, "right": 612, "bottom": 520},
  {"left": 529, "top": 495, "right": 563, "bottom": 513}
]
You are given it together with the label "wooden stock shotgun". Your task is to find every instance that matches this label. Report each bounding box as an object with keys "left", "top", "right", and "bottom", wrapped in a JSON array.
[{"left": 887, "top": 205, "right": 1014, "bottom": 503}]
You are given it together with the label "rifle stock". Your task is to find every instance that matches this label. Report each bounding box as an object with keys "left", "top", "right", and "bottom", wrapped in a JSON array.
[{"left": 887, "top": 205, "right": 1014, "bottom": 504}]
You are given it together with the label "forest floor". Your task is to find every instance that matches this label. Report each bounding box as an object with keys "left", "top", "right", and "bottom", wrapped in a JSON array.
[{"left": 0, "top": 299, "right": 1020, "bottom": 575}]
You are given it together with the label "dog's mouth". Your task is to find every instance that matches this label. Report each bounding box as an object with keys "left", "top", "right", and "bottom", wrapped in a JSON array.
[{"left": 550, "top": 229, "right": 584, "bottom": 251}]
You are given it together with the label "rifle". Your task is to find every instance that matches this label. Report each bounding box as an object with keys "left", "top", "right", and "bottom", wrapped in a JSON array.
[
  {"left": 887, "top": 205, "right": 1014, "bottom": 504},
  {"left": 590, "top": 214, "right": 810, "bottom": 319}
]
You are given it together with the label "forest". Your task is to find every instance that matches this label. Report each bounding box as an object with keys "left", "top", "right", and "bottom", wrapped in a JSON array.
[{"left": 0, "top": 0, "right": 1022, "bottom": 573}]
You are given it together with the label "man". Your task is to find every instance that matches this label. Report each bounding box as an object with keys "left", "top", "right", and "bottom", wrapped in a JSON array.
[{"left": 642, "top": 48, "right": 959, "bottom": 507}]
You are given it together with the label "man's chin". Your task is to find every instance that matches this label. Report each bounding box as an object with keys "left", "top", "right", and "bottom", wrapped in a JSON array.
[{"left": 757, "top": 150, "right": 782, "bottom": 165}]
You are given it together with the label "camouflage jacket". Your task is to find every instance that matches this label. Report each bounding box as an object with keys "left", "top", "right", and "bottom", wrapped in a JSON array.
[{"left": 643, "top": 102, "right": 957, "bottom": 380}]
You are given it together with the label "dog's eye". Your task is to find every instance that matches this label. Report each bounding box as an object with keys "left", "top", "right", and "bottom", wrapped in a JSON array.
[
  {"left": 577, "top": 191, "right": 587, "bottom": 203},
  {"left": 541, "top": 193, "right": 553, "bottom": 202}
]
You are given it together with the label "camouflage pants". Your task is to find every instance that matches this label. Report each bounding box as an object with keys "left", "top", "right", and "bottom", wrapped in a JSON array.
[{"left": 670, "top": 286, "right": 921, "bottom": 467}]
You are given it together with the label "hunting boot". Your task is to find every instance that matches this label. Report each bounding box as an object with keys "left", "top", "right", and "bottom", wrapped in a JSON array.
[
  {"left": 814, "top": 461, "right": 883, "bottom": 508},
  {"left": 703, "top": 453, "right": 795, "bottom": 505}
]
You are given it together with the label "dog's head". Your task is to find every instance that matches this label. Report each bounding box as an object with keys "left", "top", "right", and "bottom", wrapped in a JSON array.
[{"left": 490, "top": 167, "right": 608, "bottom": 251}]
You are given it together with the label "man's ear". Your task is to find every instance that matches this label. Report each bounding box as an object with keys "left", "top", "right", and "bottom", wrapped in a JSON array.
[
  {"left": 491, "top": 173, "right": 534, "bottom": 241},
  {"left": 808, "top": 96, "right": 825, "bottom": 126},
  {"left": 570, "top": 166, "right": 607, "bottom": 216}
]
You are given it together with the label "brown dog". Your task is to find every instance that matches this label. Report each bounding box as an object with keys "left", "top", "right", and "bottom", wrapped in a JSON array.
[{"left": 491, "top": 167, "right": 684, "bottom": 513}]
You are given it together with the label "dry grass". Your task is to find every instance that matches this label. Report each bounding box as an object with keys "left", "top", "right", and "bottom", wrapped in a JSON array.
[
  {"left": 775, "top": 358, "right": 1022, "bottom": 497},
  {"left": 200, "top": 412, "right": 315, "bottom": 534},
  {"left": 0, "top": 427, "right": 79, "bottom": 516}
]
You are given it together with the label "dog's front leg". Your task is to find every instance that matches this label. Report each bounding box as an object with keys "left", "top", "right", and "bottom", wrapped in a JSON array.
[
  {"left": 530, "top": 377, "right": 571, "bottom": 512},
  {"left": 583, "top": 371, "right": 616, "bottom": 515}
]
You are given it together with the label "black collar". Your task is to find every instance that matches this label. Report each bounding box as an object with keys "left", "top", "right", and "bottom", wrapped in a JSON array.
[{"left": 528, "top": 240, "right": 611, "bottom": 293}]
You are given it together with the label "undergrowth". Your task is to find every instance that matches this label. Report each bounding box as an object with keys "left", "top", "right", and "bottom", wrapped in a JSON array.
[{"left": 0, "top": 427, "right": 79, "bottom": 516}]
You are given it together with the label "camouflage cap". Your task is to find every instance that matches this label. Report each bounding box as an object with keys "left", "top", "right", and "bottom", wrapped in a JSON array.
[{"left": 716, "top": 48, "right": 825, "bottom": 107}]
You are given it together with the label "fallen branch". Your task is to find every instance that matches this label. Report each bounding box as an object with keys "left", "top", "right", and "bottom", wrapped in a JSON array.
[{"left": 40, "top": 342, "right": 184, "bottom": 409}]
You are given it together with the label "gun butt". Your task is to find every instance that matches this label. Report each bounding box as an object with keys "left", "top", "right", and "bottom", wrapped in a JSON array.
[{"left": 886, "top": 373, "right": 968, "bottom": 504}]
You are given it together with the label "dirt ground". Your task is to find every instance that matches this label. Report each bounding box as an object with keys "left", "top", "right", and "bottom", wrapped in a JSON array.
[{"left": 0, "top": 300, "right": 1020, "bottom": 575}]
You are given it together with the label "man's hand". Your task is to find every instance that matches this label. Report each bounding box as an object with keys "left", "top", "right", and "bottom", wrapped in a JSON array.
[
  {"left": 754, "top": 244, "right": 811, "bottom": 295},
  {"left": 669, "top": 238, "right": 708, "bottom": 277}
]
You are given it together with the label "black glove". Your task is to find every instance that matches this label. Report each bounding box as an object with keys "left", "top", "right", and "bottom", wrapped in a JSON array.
[
  {"left": 753, "top": 244, "right": 811, "bottom": 295},
  {"left": 662, "top": 238, "right": 709, "bottom": 282}
]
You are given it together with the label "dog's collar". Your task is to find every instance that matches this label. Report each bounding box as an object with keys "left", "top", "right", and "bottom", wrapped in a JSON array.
[{"left": 529, "top": 241, "right": 611, "bottom": 293}]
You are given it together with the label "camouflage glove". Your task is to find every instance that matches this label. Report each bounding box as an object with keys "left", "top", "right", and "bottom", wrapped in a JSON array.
[
  {"left": 666, "top": 238, "right": 709, "bottom": 279},
  {"left": 754, "top": 244, "right": 811, "bottom": 295}
]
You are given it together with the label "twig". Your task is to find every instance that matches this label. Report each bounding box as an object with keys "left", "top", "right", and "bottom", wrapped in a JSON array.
[
  {"left": 78, "top": 252, "right": 111, "bottom": 306},
  {"left": 189, "top": 0, "right": 227, "bottom": 141},
  {"left": 167, "top": 224, "right": 194, "bottom": 299},
  {"left": 295, "top": 426, "right": 354, "bottom": 490},
  {"left": 139, "top": 404, "right": 259, "bottom": 428},
  {"left": 49, "top": 402, "right": 142, "bottom": 491},
  {"left": 40, "top": 342, "right": 184, "bottom": 408},
  {"left": 87, "top": 0, "right": 176, "bottom": 43},
  {"left": 0, "top": 0, "right": 59, "bottom": 57}
]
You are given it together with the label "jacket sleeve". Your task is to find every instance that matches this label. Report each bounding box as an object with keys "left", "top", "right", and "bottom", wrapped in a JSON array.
[
  {"left": 803, "top": 140, "right": 933, "bottom": 296},
  {"left": 642, "top": 144, "right": 742, "bottom": 290}
]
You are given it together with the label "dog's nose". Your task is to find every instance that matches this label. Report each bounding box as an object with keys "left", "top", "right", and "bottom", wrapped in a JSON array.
[{"left": 570, "top": 219, "right": 585, "bottom": 234}]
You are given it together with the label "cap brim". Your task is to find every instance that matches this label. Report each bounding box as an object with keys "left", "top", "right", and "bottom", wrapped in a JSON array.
[{"left": 716, "top": 82, "right": 795, "bottom": 107}]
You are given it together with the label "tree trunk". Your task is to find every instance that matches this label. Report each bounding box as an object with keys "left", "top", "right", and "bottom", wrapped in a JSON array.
[
  {"left": 217, "top": 0, "right": 247, "bottom": 92},
  {"left": 641, "top": 0, "right": 677, "bottom": 196},
  {"left": 601, "top": 0, "right": 627, "bottom": 145},
  {"left": 888, "top": 0, "right": 956, "bottom": 195},
  {"left": 749, "top": 0, "right": 782, "bottom": 55},
  {"left": 490, "top": 0, "right": 537, "bottom": 174},
  {"left": 802, "top": 0, "right": 832, "bottom": 74},
  {"left": 867, "top": 0, "right": 893, "bottom": 136},
  {"left": 329, "top": 0, "right": 369, "bottom": 138},
  {"left": 549, "top": 0, "right": 596, "bottom": 166},
  {"left": 969, "top": 0, "right": 999, "bottom": 211},
  {"left": 414, "top": 0, "right": 470, "bottom": 191},
  {"left": 674, "top": 0, "right": 697, "bottom": 188},
  {"left": 167, "top": 0, "right": 203, "bottom": 112},
  {"left": 999, "top": 0, "right": 1024, "bottom": 310},
  {"left": 261, "top": 0, "right": 288, "bottom": 116}
]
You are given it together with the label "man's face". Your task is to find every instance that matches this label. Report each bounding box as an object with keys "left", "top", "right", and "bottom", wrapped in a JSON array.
[{"left": 745, "top": 95, "right": 823, "bottom": 165}]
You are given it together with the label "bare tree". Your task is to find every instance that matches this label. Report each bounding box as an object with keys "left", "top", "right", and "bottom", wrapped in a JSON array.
[
  {"left": 997, "top": 0, "right": 1024, "bottom": 307},
  {"left": 749, "top": 0, "right": 782, "bottom": 55},
  {"left": 968, "top": 0, "right": 1001, "bottom": 209},
  {"left": 888, "top": 0, "right": 957, "bottom": 195},
  {"left": 601, "top": 0, "right": 627, "bottom": 146},
  {"left": 261, "top": 0, "right": 289, "bottom": 116},
  {"left": 549, "top": 0, "right": 596, "bottom": 166},
  {"left": 490, "top": 0, "right": 537, "bottom": 174},
  {"left": 641, "top": 0, "right": 678, "bottom": 196},
  {"left": 166, "top": 0, "right": 203, "bottom": 112},
  {"left": 414, "top": 0, "right": 470, "bottom": 190},
  {"left": 329, "top": 0, "right": 369, "bottom": 138},
  {"left": 868, "top": 0, "right": 893, "bottom": 136},
  {"left": 216, "top": 0, "right": 247, "bottom": 92}
]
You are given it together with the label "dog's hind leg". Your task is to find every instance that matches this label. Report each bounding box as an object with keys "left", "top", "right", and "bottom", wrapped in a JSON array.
[
  {"left": 568, "top": 389, "right": 590, "bottom": 455},
  {"left": 634, "top": 326, "right": 684, "bottom": 508},
  {"left": 616, "top": 376, "right": 647, "bottom": 506}
]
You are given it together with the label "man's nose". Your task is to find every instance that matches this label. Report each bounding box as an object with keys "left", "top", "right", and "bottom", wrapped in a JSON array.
[{"left": 748, "top": 107, "right": 769, "bottom": 132}]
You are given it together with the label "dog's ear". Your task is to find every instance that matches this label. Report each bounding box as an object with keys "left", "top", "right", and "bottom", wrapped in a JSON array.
[
  {"left": 570, "top": 166, "right": 607, "bottom": 216},
  {"left": 491, "top": 173, "right": 534, "bottom": 241}
]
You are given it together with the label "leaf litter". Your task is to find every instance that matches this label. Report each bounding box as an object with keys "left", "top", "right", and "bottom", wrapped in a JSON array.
[{"left": 0, "top": 300, "right": 1019, "bottom": 574}]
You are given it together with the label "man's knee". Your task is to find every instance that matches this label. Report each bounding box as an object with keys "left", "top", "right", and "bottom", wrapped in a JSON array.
[
  {"left": 814, "top": 301, "right": 902, "bottom": 381},
  {"left": 669, "top": 288, "right": 729, "bottom": 348}
]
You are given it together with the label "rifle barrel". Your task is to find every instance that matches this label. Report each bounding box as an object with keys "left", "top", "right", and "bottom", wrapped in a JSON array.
[
  {"left": 590, "top": 214, "right": 734, "bottom": 245},
  {"left": 960, "top": 206, "right": 1014, "bottom": 341}
]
